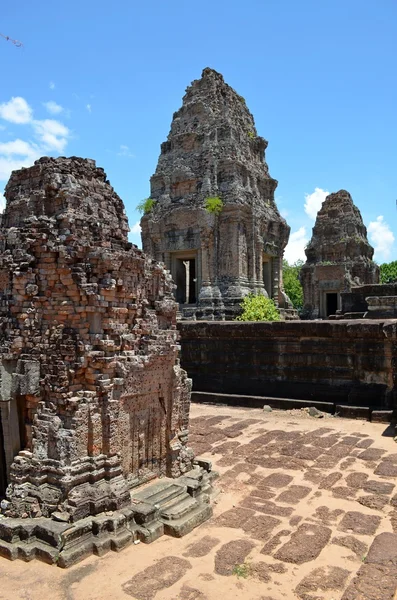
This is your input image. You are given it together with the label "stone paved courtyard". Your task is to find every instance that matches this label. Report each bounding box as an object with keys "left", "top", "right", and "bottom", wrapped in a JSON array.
[{"left": 1, "top": 404, "right": 397, "bottom": 600}]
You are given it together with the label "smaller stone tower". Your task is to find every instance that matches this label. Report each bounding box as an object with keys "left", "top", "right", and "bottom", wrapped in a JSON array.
[{"left": 300, "top": 190, "right": 379, "bottom": 319}]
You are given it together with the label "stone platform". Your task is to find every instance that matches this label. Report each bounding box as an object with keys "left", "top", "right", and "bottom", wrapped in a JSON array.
[{"left": 0, "top": 464, "right": 217, "bottom": 568}]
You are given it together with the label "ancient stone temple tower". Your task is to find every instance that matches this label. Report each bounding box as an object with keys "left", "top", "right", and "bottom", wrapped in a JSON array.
[
  {"left": 141, "top": 68, "right": 291, "bottom": 320},
  {"left": 300, "top": 190, "right": 379, "bottom": 319},
  {"left": 0, "top": 157, "right": 195, "bottom": 522}
]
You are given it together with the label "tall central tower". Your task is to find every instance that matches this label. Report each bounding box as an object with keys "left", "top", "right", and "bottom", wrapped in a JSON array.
[{"left": 141, "top": 68, "right": 291, "bottom": 319}]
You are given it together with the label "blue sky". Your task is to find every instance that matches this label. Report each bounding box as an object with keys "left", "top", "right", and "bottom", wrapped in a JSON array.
[{"left": 1, "top": 0, "right": 396, "bottom": 262}]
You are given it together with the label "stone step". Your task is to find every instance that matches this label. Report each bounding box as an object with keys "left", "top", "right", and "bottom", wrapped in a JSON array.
[
  {"left": 161, "top": 502, "right": 213, "bottom": 538},
  {"left": 146, "top": 485, "right": 187, "bottom": 507},
  {"left": 132, "top": 481, "right": 187, "bottom": 508},
  {"left": 160, "top": 494, "right": 198, "bottom": 520}
]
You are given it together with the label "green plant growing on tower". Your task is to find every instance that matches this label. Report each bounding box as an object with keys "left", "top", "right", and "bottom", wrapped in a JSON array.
[
  {"left": 247, "top": 130, "right": 255, "bottom": 139},
  {"left": 236, "top": 293, "right": 280, "bottom": 322},
  {"left": 136, "top": 197, "right": 156, "bottom": 214},
  {"left": 204, "top": 196, "right": 224, "bottom": 215}
]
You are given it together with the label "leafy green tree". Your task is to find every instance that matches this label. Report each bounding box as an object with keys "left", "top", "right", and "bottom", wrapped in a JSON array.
[
  {"left": 236, "top": 293, "right": 280, "bottom": 322},
  {"left": 283, "top": 259, "right": 304, "bottom": 309},
  {"left": 379, "top": 260, "right": 397, "bottom": 284}
]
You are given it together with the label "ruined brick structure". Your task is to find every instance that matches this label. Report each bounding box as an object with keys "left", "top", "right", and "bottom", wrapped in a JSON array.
[
  {"left": 141, "top": 68, "right": 292, "bottom": 320},
  {"left": 300, "top": 190, "right": 379, "bottom": 319},
  {"left": 0, "top": 157, "right": 195, "bottom": 522}
]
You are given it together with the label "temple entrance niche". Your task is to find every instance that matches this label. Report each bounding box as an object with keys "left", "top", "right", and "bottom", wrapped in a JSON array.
[
  {"left": 324, "top": 292, "right": 339, "bottom": 317},
  {"left": 171, "top": 252, "right": 198, "bottom": 305},
  {"left": 263, "top": 254, "right": 273, "bottom": 297}
]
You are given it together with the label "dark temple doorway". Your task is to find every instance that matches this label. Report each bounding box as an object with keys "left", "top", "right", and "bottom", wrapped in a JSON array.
[
  {"left": 326, "top": 292, "right": 338, "bottom": 317},
  {"left": 175, "top": 258, "right": 197, "bottom": 304}
]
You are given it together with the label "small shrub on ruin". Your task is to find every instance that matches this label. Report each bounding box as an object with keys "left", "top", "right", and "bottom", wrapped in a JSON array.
[
  {"left": 247, "top": 130, "right": 255, "bottom": 139},
  {"left": 137, "top": 197, "right": 156, "bottom": 214},
  {"left": 204, "top": 196, "right": 224, "bottom": 215},
  {"left": 236, "top": 293, "right": 280, "bottom": 322},
  {"left": 232, "top": 563, "right": 251, "bottom": 578}
]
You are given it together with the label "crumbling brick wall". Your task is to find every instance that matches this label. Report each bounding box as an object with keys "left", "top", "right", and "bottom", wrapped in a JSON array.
[{"left": 0, "top": 157, "right": 193, "bottom": 520}]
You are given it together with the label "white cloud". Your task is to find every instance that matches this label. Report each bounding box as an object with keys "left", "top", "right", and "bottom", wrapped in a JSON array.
[
  {"left": 130, "top": 221, "right": 141, "bottom": 235},
  {"left": 49, "top": 81, "right": 55, "bottom": 90},
  {"left": 284, "top": 226, "right": 309, "bottom": 264},
  {"left": 43, "top": 101, "right": 64, "bottom": 115},
  {"left": 118, "top": 144, "right": 134, "bottom": 158},
  {"left": 0, "top": 139, "right": 41, "bottom": 181},
  {"left": 0, "top": 95, "right": 71, "bottom": 182},
  {"left": 368, "top": 216, "right": 395, "bottom": 260},
  {"left": 32, "top": 119, "right": 70, "bottom": 153},
  {"left": 0, "top": 192, "right": 5, "bottom": 212},
  {"left": 86, "top": 104, "right": 92, "bottom": 113},
  {"left": 304, "top": 187, "right": 329, "bottom": 220},
  {"left": 0, "top": 97, "right": 33, "bottom": 124},
  {"left": 0, "top": 139, "right": 39, "bottom": 158}
]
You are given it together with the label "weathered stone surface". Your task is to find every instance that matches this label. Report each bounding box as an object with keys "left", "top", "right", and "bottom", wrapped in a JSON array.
[
  {"left": 141, "top": 68, "right": 292, "bottom": 320},
  {"left": 274, "top": 523, "right": 331, "bottom": 564},
  {"left": 179, "top": 320, "right": 397, "bottom": 407},
  {"left": 300, "top": 190, "right": 379, "bottom": 319},
  {"left": 0, "top": 157, "right": 194, "bottom": 520}
]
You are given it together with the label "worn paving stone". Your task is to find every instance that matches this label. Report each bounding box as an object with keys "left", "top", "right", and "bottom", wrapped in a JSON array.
[
  {"left": 241, "top": 497, "right": 294, "bottom": 517},
  {"left": 295, "top": 446, "right": 324, "bottom": 461},
  {"left": 295, "top": 566, "right": 351, "bottom": 600},
  {"left": 326, "top": 442, "right": 354, "bottom": 459},
  {"left": 182, "top": 536, "right": 220, "bottom": 558},
  {"left": 332, "top": 486, "right": 357, "bottom": 499},
  {"left": 338, "top": 511, "right": 381, "bottom": 536},
  {"left": 178, "top": 584, "right": 207, "bottom": 600},
  {"left": 318, "top": 471, "right": 343, "bottom": 489},
  {"left": 250, "top": 488, "right": 276, "bottom": 500},
  {"left": 261, "top": 530, "right": 291, "bottom": 556},
  {"left": 303, "top": 469, "right": 323, "bottom": 484},
  {"left": 276, "top": 485, "right": 311, "bottom": 504},
  {"left": 357, "top": 448, "right": 386, "bottom": 461},
  {"left": 274, "top": 523, "right": 332, "bottom": 564},
  {"left": 374, "top": 460, "right": 397, "bottom": 478},
  {"left": 257, "top": 473, "right": 294, "bottom": 488},
  {"left": 366, "top": 532, "right": 397, "bottom": 566},
  {"left": 331, "top": 535, "right": 368, "bottom": 558},
  {"left": 364, "top": 480, "right": 394, "bottom": 495},
  {"left": 345, "top": 472, "right": 369, "bottom": 488},
  {"left": 315, "top": 455, "right": 341, "bottom": 469},
  {"left": 341, "top": 563, "right": 397, "bottom": 600},
  {"left": 356, "top": 438, "right": 374, "bottom": 448},
  {"left": 312, "top": 506, "right": 344, "bottom": 525},
  {"left": 313, "top": 434, "right": 340, "bottom": 448},
  {"left": 340, "top": 435, "right": 361, "bottom": 446},
  {"left": 213, "top": 507, "right": 255, "bottom": 529},
  {"left": 289, "top": 515, "right": 303, "bottom": 527},
  {"left": 214, "top": 539, "right": 256, "bottom": 576},
  {"left": 357, "top": 494, "right": 389, "bottom": 511},
  {"left": 122, "top": 556, "right": 192, "bottom": 599},
  {"left": 242, "top": 514, "right": 281, "bottom": 541},
  {"left": 340, "top": 457, "right": 357, "bottom": 469}
]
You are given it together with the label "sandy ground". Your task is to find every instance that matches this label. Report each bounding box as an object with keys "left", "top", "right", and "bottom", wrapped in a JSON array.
[{"left": 1, "top": 404, "right": 397, "bottom": 600}]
